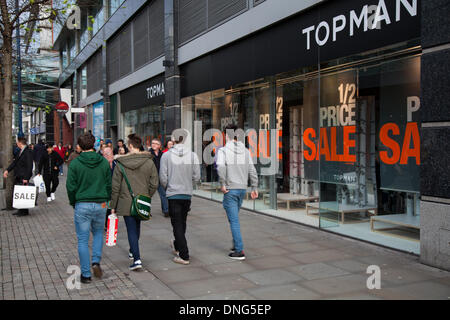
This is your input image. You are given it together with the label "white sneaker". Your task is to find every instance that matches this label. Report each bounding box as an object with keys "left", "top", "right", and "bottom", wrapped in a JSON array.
[
  {"left": 173, "top": 256, "right": 190, "bottom": 265},
  {"left": 47, "top": 197, "right": 52, "bottom": 202},
  {"left": 50, "top": 193, "right": 55, "bottom": 200}
]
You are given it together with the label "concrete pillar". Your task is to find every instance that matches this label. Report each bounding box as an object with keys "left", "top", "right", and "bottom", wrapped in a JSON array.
[
  {"left": 164, "top": 0, "right": 181, "bottom": 139},
  {"left": 419, "top": 0, "right": 450, "bottom": 271},
  {"left": 102, "top": 0, "right": 111, "bottom": 141}
]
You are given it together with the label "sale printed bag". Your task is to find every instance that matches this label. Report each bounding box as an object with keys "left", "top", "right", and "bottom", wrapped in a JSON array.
[
  {"left": 13, "top": 185, "right": 37, "bottom": 209},
  {"left": 106, "top": 213, "right": 118, "bottom": 247},
  {"left": 32, "top": 175, "right": 46, "bottom": 193}
]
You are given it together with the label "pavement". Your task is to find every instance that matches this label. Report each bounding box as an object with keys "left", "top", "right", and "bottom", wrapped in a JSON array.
[{"left": 1, "top": 173, "right": 449, "bottom": 300}]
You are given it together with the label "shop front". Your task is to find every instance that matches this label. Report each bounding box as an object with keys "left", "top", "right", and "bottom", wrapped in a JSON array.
[
  {"left": 120, "top": 74, "right": 166, "bottom": 147},
  {"left": 180, "top": 0, "right": 422, "bottom": 254}
]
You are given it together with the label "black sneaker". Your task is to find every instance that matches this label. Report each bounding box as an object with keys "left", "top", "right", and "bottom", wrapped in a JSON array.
[
  {"left": 92, "top": 263, "right": 103, "bottom": 279},
  {"left": 80, "top": 275, "right": 92, "bottom": 284},
  {"left": 129, "top": 260, "right": 143, "bottom": 271},
  {"left": 163, "top": 212, "right": 169, "bottom": 218},
  {"left": 229, "top": 251, "right": 245, "bottom": 260}
]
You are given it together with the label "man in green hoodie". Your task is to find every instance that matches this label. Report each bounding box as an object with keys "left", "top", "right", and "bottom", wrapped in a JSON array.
[{"left": 66, "top": 133, "right": 112, "bottom": 284}]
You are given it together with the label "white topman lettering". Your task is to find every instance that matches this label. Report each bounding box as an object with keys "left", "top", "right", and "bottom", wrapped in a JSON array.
[
  {"left": 302, "top": 0, "right": 417, "bottom": 49},
  {"left": 146, "top": 82, "right": 165, "bottom": 99}
]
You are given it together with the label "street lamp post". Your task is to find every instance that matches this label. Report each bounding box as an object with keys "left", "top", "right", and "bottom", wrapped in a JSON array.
[{"left": 15, "top": 0, "right": 24, "bottom": 138}]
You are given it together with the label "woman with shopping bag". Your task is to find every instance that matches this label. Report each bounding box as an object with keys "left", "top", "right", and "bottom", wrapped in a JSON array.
[
  {"left": 37, "top": 144, "right": 64, "bottom": 202},
  {"left": 110, "top": 134, "right": 159, "bottom": 271},
  {"left": 3, "top": 137, "right": 34, "bottom": 216}
]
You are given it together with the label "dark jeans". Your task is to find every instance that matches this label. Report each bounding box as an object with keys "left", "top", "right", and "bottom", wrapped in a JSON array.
[
  {"left": 43, "top": 173, "right": 59, "bottom": 197},
  {"left": 157, "top": 184, "right": 169, "bottom": 214},
  {"left": 124, "top": 216, "right": 141, "bottom": 262},
  {"left": 168, "top": 199, "right": 191, "bottom": 261}
]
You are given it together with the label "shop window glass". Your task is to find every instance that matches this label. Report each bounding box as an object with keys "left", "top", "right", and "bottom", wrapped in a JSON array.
[
  {"left": 123, "top": 106, "right": 164, "bottom": 148},
  {"left": 180, "top": 45, "right": 420, "bottom": 254},
  {"left": 316, "top": 55, "right": 421, "bottom": 254}
]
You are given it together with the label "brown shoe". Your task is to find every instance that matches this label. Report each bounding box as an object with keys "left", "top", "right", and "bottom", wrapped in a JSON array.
[{"left": 92, "top": 263, "right": 103, "bottom": 279}]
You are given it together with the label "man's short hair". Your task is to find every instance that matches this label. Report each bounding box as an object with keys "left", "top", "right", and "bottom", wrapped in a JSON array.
[
  {"left": 172, "top": 135, "right": 183, "bottom": 144},
  {"left": 152, "top": 138, "right": 161, "bottom": 145},
  {"left": 127, "top": 133, "right": 142, "bottom": 149},
  {"left": 224, "top": 124, "right": 238, "bottom": 140},
  {"left": 117, "top": 139, "right": 124, "bottom": 144},
  {"left": 78, "top": 133, "right": 96, "bottom": 151},
  {"left": 45, "top": 144, "right": 52, "bottom": 149},
  {"left": 17, "top": 137, "right": 27, "bottom": 145}
]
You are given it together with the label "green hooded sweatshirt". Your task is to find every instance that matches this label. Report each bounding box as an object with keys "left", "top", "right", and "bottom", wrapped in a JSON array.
[{"left": 66, "top": 151, "right": 112, "bottom": 207}]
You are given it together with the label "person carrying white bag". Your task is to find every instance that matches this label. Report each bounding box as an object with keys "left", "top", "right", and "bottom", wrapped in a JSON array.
[
  {"left": 3, "top": 137, "right": 34, "bottom": 216},
  {"left": 33, "top": 174, "right": 46, "bottom": 194},
  {"left": 37, "top": 144, "right": 64, "bottom": 202}
]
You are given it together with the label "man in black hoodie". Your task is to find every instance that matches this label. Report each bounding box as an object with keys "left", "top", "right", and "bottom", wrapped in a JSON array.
[
  {"left": 33, "top": 139, "right": 46, "bottom": 175},
  {"left": 37, "top": 144, "right": 64, "bottom": 202}
]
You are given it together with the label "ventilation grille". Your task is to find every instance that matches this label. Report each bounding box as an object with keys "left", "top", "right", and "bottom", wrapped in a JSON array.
[
  {"left": 149, "top": 0, "right": 164, "bottom": 60},
  {"left": 179, "top": 0, "right": 207, "bottom": 44},
  {"left": 133, "top": 6, "right": 150, "bottom": 69},
  {"left": 208, "top": 0, "right": 247, "bottom": 28}
]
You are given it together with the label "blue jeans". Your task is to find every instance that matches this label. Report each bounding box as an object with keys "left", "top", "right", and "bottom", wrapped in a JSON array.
[
  {"left": 74, "top": 202, "right": 107, "bottom": 277},
  {"left": 59, "top": 165, "right": 63, "bottom": 175},
  {"left": 158, "top": 184, "right": 169, "bottom": 214},
  {"left": 223, "top": 189, "right": 246, "bottom": 253},
  {"left": 124, "top": 216, "right": 141, "bottom": 262}
]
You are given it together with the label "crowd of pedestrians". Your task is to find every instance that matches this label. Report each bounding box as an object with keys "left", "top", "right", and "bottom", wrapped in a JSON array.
[{"left": 2, "top": 126, "right": 258, "bottom": 284}]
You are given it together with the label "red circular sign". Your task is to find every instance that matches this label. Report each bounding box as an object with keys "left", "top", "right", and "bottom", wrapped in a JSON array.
[{"left": 55, "top": 101, "right": 69, "bottom": 112}]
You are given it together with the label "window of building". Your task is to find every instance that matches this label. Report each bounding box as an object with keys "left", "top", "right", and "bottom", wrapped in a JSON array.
[
  {"left": 122, "top": 105, "right": 164, "bottom": 148},
  {"left": 181, "top": 44, "right": 421, "bottom": 254},
  {"left": 109, "top": 0, "right": 125, "bottom": 17},
  {"left": 80, "top": 66, "right": 87, "bottom": 99},
  {"left": 61, "top": 45, "right": 68, "bottom": 69}
]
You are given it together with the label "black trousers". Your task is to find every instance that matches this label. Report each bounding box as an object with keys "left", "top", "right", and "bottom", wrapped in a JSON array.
[
  {"left": 43, "top": 173, "right": 59, "bottom": 197},
  {"left": 168, "top": 199, "right": 191, "bottom": 261}
]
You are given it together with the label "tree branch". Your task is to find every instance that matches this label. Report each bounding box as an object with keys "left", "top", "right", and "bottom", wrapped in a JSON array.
[{"left": 11, "top": 0, "right": 53, "bottom": 29}]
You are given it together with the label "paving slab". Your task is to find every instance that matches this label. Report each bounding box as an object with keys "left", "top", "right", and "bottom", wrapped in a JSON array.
[
  {"left": 205, "top": 261, "right": 257, "bottom": 276},
  {"left": 245, "top": 256, "right": 300, "bottom": 270},
  {"left": 246, "top": 284, "right": 321, "bottom": 300},
  {"left": 328, "top": 259, "right": 372, "bottom": 273},
  {"left": 290, "top": 249, "right": 352, "bottom": 264},
  {"left": 169, "top": 275, "right": 257, "bottom": 299},
  {"left": 301, "top": 274, "right": 371, "bottom": 295},
  {"left": 241, "top": 269, "right": 302, "bottom": 286},
  {"left": 370, "top": 281, "right": 450, "bottom": 300},
  {"left": 190, "top": 290, "right": 257, "bottom": 300},
  {"left": 287, "top": 262, "right": 350, "bottom": 281},
  {"left": 152, "top": 267, "right": 214, "bottom": 284}
]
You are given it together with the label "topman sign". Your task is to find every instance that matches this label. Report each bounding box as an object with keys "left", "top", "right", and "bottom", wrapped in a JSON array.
[
  {"left": 146, "top": 82, "right": 165, "bottom": 100},
  {"left": 302, "top": 0, "right": 417, "bottom": 50}
]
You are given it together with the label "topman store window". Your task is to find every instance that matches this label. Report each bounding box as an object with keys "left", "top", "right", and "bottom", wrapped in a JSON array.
[
  {"left": 120, "top": 74, "right": 166, "bottom": 146},
  {"left": 180, "top": 0, "right": 422, "bottom": 254}
]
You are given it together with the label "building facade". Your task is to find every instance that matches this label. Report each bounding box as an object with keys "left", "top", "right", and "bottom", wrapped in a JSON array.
[{"left": 54, "top": 0, "right": 450, "bottom": 270}]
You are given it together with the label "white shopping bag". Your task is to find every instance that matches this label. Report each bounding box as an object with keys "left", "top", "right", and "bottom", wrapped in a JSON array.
[
  {"left": 106, "top": 213, "right": 118, "bottom": 246},
  {"left": 33, "top": 175, "right": 46, "bottom": 193},
  {"left": 13, "top": 185, "right": 37, "bottom": 209}
]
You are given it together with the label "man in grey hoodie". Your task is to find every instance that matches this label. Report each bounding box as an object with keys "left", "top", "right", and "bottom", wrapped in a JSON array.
[
  {"left": 160, "top": 133, "right": 201, "bottom": 265},
  {"left": 216, "top": 124, "right": 259, "bottom": 260}
]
